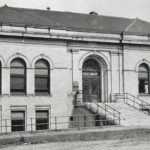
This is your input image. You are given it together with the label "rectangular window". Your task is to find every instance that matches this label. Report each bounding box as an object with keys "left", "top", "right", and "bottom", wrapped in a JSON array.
[
  {"left": 11, "top": 111, "right": 25, "bottom": 132},
  {"left": 36, "top": 110, "right": 49, "bottom": 130}
]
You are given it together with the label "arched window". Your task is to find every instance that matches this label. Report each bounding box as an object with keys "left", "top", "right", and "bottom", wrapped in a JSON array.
[
  {"left": 35, "top": 59, "right": 50, "bottom": 95},
  {"left": 10, "top": 58, "right": 26, "bottom": 94},
  {"left": 138, "top": 63, "right": 149, "bottom": 94},
  {"left": 82, "top": 59, "right": 100, "bottom": 76}
]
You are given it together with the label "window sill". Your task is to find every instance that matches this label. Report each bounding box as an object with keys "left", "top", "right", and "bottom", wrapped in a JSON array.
[
  {"left": 1, "top": 94, "right": 52, "bottom": 97},
  {"left": 34, "top": 94, "right": 52, "bottom": 97},
  {"left": 10, "top": 94, "right": 27, "bottom": 96},
  {"left": 138, "top": 94, "right": 150, "bottom": 96}
]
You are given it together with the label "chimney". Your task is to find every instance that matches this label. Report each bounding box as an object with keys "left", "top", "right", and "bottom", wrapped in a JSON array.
[
  {"left": 89, "top": 11, "right": 98, "bottom": 15},
  {"left": 47, "top": 7, "right": 50, "bottom": 11}
]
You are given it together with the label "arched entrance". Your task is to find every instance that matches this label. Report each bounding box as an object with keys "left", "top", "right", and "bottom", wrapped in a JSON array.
[{"left": 82, "top": 59, "right": 101, "bottom": 102}]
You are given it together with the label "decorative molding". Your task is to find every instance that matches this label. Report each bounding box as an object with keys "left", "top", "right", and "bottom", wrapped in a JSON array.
[
  {"left": 0, "top": 37, "right": 67, "bottom": 46},
  {"left": 123, "top": 69, "right": 136, "bottom": 72},
  {"left": 78, "top": 51, "right": 110, "bottom": 70},
  {"left": 10, "top": 105, "right": 27, "bottom": 110},
  {"left": 135, "top": 59, "right": 150, "bottom": 72},
  {"left": 35, "top": 105, "right": 51, "bottom": 110},
  {"left": 6, "top": 53, "right": 30, "bottom": 68},
  {"left": 54, "top": 67, "right": 68, "bottom": 70},
  {"left": 0, "top": 25, "right": 121, "bottom": 44},
  {"left": 31, "top": 54, "right": 54, "bottom": 69},
  {"left": 0, "top": 55, "right": 6, "bottom": 67}
]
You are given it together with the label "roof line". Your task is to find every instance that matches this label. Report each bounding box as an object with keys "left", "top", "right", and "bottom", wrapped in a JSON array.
[
  {"left": 8, "top": 6, "right": 52, "bottom": 25},
  {"left": 2, "top": 5, "right": 134, "bottom": 21},
  {"left": 124, "top": 18, "right": 138, "bottom": 32}
]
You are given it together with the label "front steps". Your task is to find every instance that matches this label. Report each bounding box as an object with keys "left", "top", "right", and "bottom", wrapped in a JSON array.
[
  {"left": 75, "top": 92, "right": 150, "bottom": 127},
  {"left": 84, "top": 102, "right": 120, "bottom": 125},
  {"left": 104, "top": 103, "right": 150, "bottom": 126},
  {"left": 70, "top": 105, "right": 117, "bottom": 128}
]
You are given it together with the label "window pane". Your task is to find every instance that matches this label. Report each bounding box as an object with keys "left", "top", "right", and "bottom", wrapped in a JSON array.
[
  {"left": 35, "top": 78, "right": 48, "bottom": 90},
  {"left": 11, "top": 111, "right": 25, "bottom": 119},
  {"left": 11, "top": 59, "right": 25, "bottom": 68},
  {"left": 35, "top": 60, "right": 49, "bottom": 68},
  {"left": 11, "top": 77, "right": 25, "bottom": 90},
  {"left": 139, "top": 64, "right": 148, "bottom": 72},
  {"left": 139, "top": 72, "right": 148, "bottom": 79},
  {"left": 36, "top": 111, "right": 49, "bottom": 119},
  {"left": 10, "top": 68, "right": 25, "bottom": 75},
  {"left": 83, "top": 59, "right": 100, "bottom": 71},
  {"left": 35, "top": 69, "right": 48, "bottom": 76}
]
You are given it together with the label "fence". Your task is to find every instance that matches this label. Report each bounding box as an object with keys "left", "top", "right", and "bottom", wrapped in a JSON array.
[{"left": 0, "top": 113, "right": 120, "bottom": 134}]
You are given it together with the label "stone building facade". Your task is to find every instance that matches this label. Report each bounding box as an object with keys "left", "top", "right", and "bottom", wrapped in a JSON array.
[{"left": 0, "top": 5, "right": 150, "bottom": 132}]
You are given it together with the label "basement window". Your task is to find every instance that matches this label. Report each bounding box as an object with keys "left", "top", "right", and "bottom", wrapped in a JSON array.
[
  {"left": 36, "top": 110, "right": 49, "bottom": 130},
  {"left": 11, "top": 111, "right": 25, "bottom": 132}
]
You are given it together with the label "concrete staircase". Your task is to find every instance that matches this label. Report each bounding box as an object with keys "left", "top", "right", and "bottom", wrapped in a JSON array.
[
  {"left": 84, "top": 102, "right": 121, "bottom": 125},
  {"left": 75, "top": 92, "right": 150, "bottom": 127},
  {"left": 105, "top": 102, "right": 150, "bottom": 126}
]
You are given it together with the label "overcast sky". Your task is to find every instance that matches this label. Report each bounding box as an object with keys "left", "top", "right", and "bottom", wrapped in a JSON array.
[{"left": 0, "top": 0, "right": 150, "bottom": 22}]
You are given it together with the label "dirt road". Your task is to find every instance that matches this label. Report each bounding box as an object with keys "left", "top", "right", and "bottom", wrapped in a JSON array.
[{"left": 1, "top": 138, "right": 150, "bottom": 150}]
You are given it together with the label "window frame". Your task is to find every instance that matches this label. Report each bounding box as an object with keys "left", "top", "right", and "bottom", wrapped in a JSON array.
[
  {"left": 11, "top": 110, "right": 25, "bottom": 132},
  {"left": 10, "top": 58, "right": 26, "bottom": 95},
  {"left": 35, "top": 110, "right": 49, "bottom": 130},
  {"left": 138, "top": 63, "right": 150, "bottom": 94},
  {"left": 35, "top": 59, "right": 50, "bottom": 95}
]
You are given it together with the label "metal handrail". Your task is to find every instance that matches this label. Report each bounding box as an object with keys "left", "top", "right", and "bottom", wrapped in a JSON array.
[
  {"left": 126, "top": 93, "right": 149, "bottom": 105},
  {"left": 112, "top": 93, "right": 150, "bottom": 110},
  {"left": 91, "top": 100, "right": 120, "bottom": 119},
  {"left": 75, "top": 91, "right": 121, "bottom": 124},
  {"left": 105, "top": 103, "right": 121, "bottom": 114}
]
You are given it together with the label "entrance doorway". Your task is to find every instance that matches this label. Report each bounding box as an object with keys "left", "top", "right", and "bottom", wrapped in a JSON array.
[{"left": 82, "top": 59, "right": 101, "bottom": 102}]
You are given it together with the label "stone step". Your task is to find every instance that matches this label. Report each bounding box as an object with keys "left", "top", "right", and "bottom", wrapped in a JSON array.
[
  {"left": 85, "top": 102, "right": 150, "bottom": 126},
  {"left": 104, "top": 103, "right": 150, "bottom": 126}
]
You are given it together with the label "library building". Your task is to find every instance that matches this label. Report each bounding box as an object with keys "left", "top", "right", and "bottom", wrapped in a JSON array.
[{"left": 0, "top": 5, "right": 150, "bottom": 133}]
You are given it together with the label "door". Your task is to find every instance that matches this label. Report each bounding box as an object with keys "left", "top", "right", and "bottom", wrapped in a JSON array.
[
  {"left": 83, "top": 77, "right": 100, "bottom": 102},
  {"left": 82, "top": 59, "right": 101, "bottom": 102}
]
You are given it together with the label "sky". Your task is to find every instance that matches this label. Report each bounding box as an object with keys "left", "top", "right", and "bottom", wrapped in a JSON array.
[{"left": 0, "top": 0, "right": 150, "bottom": 22}]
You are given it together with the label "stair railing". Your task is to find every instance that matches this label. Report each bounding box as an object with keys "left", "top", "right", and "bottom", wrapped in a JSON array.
[
  {"left": 112, "top": 93, "right": 150, "bottom": 112},
  {"left": 74, "top": 91, "right": 121, "bottom": 125},
  {"left": 88, "top": 97, "right": 121, "bottom": 125}
]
